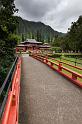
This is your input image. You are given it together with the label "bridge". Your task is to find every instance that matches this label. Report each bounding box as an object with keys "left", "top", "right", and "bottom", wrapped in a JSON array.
[{"left": 1, "top": 54, "right": 82, "bottom": 124}]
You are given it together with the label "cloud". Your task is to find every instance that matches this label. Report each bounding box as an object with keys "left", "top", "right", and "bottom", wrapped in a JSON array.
[
  {"left": 15, "top": 0, "right": 82, "bottom": 33},
  {"left": 15, "top": 0, "right": 61, "bottom": 19}
]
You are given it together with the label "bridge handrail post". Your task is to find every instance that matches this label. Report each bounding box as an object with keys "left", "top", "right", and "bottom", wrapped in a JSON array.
[
  {"left": 58, "top": 62, "right": 62, "bottom": 71},
  {"left": 72, "top": 73, "right": 77, "bottom": 80},
  {"left": 50, "top": 62, "right": 54, "bottom": 67}
]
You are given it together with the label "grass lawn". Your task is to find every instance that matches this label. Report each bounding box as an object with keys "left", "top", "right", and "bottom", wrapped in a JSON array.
[
  {"left": 56, "top": 57, "right": 82, "bottom": 70},
  {"left": 60, "top": 57, "right": 82, "bottom": 67},
  {"left": 49, "top": 57, "right": 82, "bottom": 82}
]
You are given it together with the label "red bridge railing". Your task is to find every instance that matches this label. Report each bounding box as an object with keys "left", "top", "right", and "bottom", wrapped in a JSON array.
[
  {"left": 31, "top": 54, "right": 82, "bottom": 88},
  {"left": 50, "top": 57, "right": 82, "bottom": 70},
  {"left": 1, "top": 57, "right": 21, "bottom": 124}
]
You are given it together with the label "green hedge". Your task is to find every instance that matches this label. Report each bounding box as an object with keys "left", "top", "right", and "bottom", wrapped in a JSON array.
[
  {"left": 64, "top": 54, "right": 82, "bottom": 58},
  {"left": 48, "top": 54, "right": 61, "bottom": 58},
  {"left": 48, "top": 53, "right": 82, "bottom": 58}
]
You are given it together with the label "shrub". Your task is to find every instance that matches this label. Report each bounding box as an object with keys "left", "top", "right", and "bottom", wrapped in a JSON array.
[
  {"left": 51, "top": 47, "right": 62, "bottom": 53},
  {"left": 49, "top": 54, "right": 61, "bottom": 58}
]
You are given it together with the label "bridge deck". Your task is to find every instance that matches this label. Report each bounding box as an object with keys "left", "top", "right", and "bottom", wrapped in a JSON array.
[{"left": 19, "top": 54, "right": 82, "bottom": 124}]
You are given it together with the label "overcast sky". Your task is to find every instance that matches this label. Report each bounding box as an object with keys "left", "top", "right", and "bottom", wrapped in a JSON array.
[{"left": 15, "top": 0, "right": 82, "bottom": 33}]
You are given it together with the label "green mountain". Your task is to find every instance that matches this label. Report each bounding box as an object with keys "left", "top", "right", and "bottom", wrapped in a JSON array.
[{"left": 16, "top": 17, "right": 64, "bottom": 41}]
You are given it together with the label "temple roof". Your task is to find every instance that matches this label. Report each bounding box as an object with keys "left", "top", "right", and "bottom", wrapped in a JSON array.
[
  {"left": 39, "top": 45, "right": 51, "bottom": 48},
  {"left": 21, "top": 39, "right": 42, "bottom": 44}
]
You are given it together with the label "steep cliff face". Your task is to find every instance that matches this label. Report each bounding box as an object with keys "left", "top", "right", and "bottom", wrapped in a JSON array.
[{"left": 16, "top": 16, "right": 64, "bottom": 41}]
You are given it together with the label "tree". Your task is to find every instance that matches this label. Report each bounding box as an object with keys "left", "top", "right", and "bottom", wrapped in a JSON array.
[
  {"left": 22, "top": 34, "right": 25, "bottom": 42},
  {"left": 36, "top": 30, "right": 39, "bottom": 41},
  {"left": 0, "top": 0, "right": 18, "bottom": 84},
  {"left": 51, "top": 16, "right": 82, "bottom": 53},
  {"left": 36, "top": 30, "right": 42, "bottom": 42},
  {"left": 48, "top": 36, "right": 51, "bottom": 43},
  {"left": 68, "top": 16, "right": 82, "bottom": 52},
  {"left": 0, "top": 0, "right": 18, "bottom": 39},
  {"left": 32, "top": 32, "right": 35, "bottom": 39}
]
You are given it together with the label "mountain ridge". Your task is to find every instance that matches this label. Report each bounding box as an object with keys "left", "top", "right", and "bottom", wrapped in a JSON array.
[{"left": 16, "top": 16, "right": 64, "bottom": 41}]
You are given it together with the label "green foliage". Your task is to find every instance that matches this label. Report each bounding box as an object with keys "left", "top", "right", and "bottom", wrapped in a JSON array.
[
  {"left": 50, "top": 16, "right": 82, "bottom": 53},
  {"left": 0, "top": 0, "right": 18, "bottom": 85},
  {"left": 36, "top": 30, "right": 42, "bottom": 42},
  {"left": 7, "top": 34, "right": 18, "bottom": 47},
  {"left": 49, "top": 53, "right": 82, "bottom": 59},
  {"left": 0, "top": 0, "right": 18, "bottom": 39},
  {"left": 63, "top": 54, "right": 82, "bottom": 58},
  {"left": 22, "top": 34, "right": 25, "bottom": 42},
  {"left": 16, "top": 17, "right": 64, "bottom": 42},
  {"left": 49, "top": 54, "right": 61, "bottom": 58},
  {"left": 32, "top": 32, "right": 35, "bottom": 39},
  {"left": 51, "top": 47, "right": 62, "bottom": 53},
  {"left": 68, "top": 16, "right": 82, "bottom": 52}
]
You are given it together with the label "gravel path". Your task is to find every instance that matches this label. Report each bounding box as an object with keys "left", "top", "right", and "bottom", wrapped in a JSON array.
[{"left": 19, "top": 54, "right": 82, "bottom": 124}]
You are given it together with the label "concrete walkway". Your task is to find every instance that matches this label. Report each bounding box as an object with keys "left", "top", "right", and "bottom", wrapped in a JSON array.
[{"left": 19, "top": 54, "right": 82, "bottom": 124}]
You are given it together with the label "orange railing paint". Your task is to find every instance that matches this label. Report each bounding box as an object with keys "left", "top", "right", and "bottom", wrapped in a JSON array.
[
  {"left": 31, "top": 54, "right": 82, "bottom": 88},
  {"left": 1, "top": 57, "right": 21, "bottom": 124}
]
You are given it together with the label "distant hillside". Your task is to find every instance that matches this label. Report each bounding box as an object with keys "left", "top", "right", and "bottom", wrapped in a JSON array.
[{"left": 16, "top": 17, "right": 64, "bottom": 41}]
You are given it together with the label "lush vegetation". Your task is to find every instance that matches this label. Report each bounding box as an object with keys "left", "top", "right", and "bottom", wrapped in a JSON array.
[
  {"left": 49, "top": 53, "right": 82, "bottom": 58},
  {"left": 0, "top": 0, "right": 82, "bottom": 85},
  {"left": 49, "top": 55, "right": 82, "bottom": 82},
  {"left": 16, "top": 16, "right": 82, "bottom": 53},
  {"left": 51, "top": 16, "right": 82, "bottom": 53},
  {"left": 0, "top": 0, "right": 18, "bottom": 85},
  {"left": 16, "top": 16, "right": 64, "bottom": 42}
]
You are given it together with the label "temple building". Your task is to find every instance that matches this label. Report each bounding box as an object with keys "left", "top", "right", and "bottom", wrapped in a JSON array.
[{"left": 16, "top": 39, "right": 51, "bottom": 52}]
